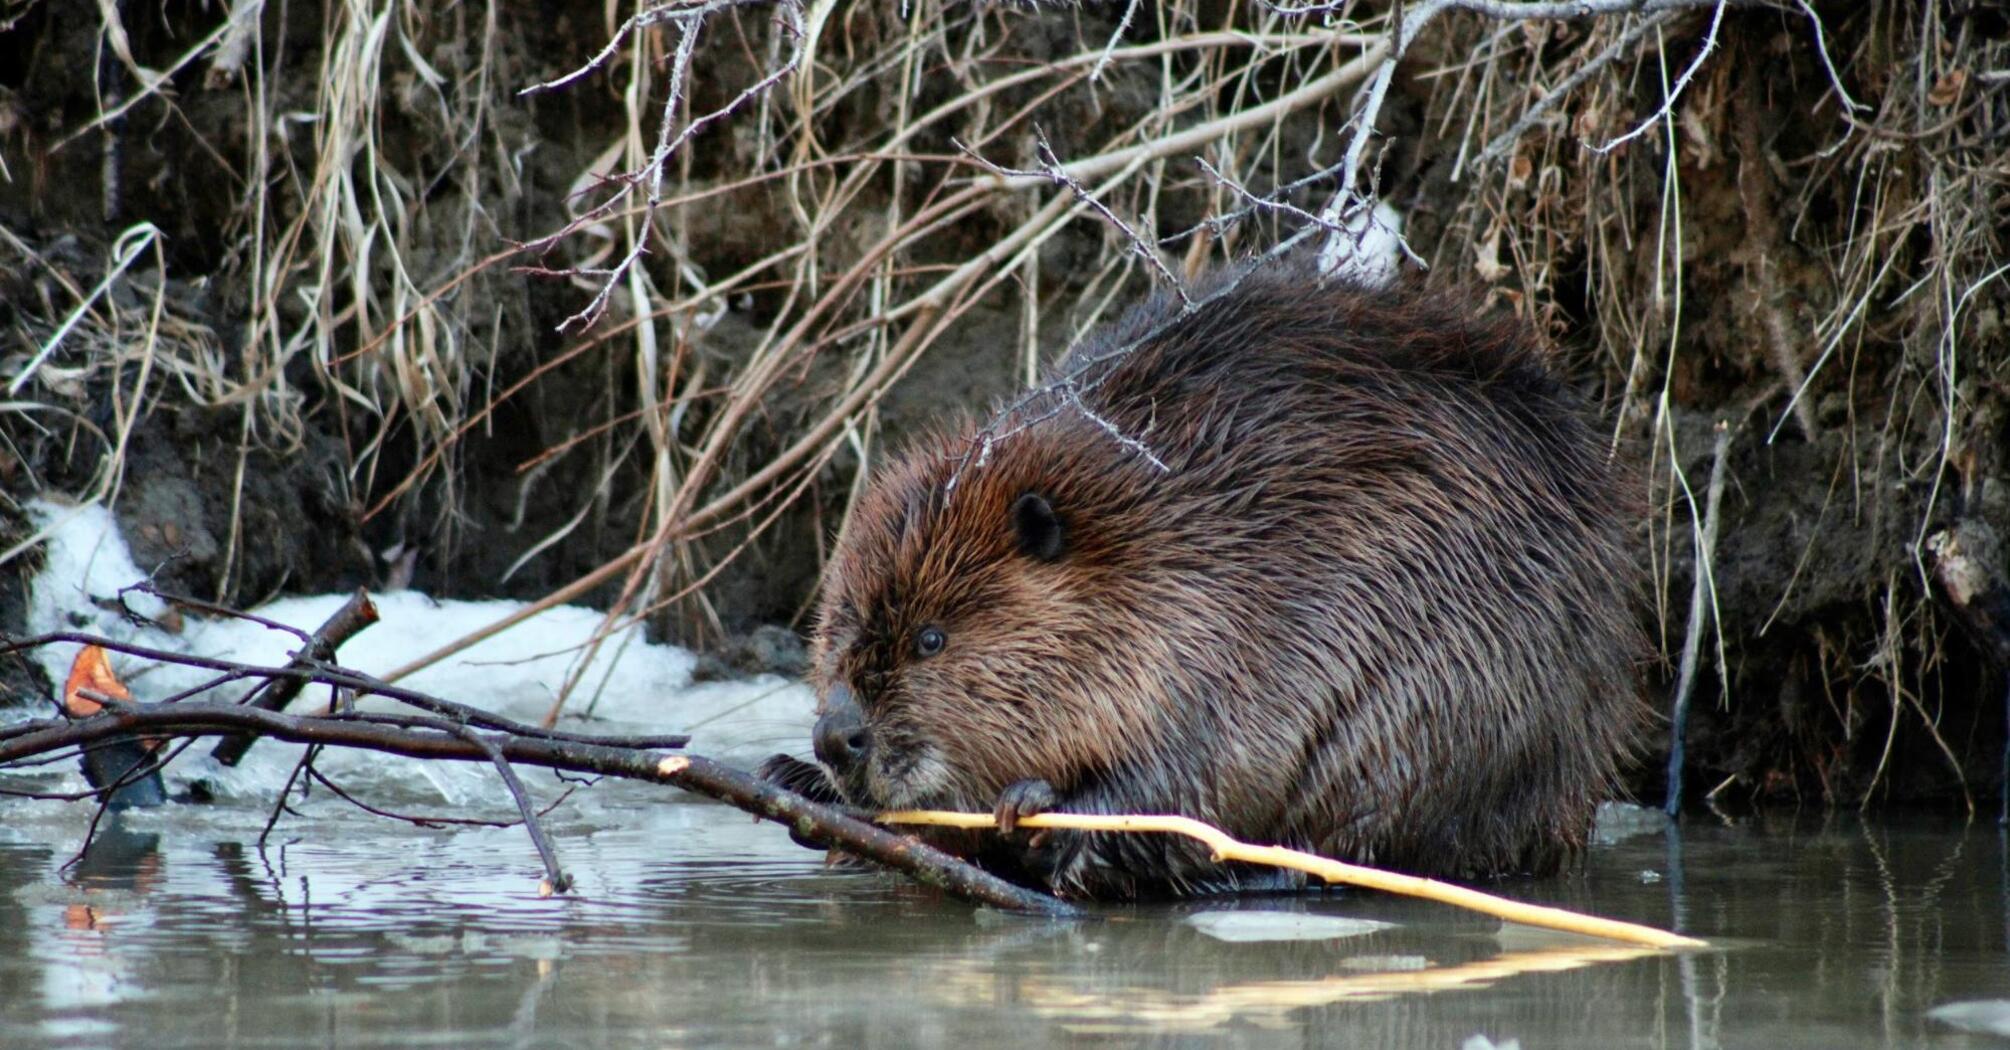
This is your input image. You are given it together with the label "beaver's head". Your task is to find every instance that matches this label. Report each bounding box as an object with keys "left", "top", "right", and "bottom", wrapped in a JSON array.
[{"left": 807, "top": 424, "right": 1167, "bottom": 811}]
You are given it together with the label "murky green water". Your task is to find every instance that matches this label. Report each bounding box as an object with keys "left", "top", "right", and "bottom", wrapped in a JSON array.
[{"left": 2, "top": 783, "right": 2006, "bottom": 1048}]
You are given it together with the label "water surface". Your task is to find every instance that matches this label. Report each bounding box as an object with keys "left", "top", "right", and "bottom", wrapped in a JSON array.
[{"left": 1, "top": 780, "right": 2005, "bottom": 1048}]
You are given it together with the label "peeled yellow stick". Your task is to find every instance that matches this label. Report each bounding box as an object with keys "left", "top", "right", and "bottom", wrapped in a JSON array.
[{"left": 878, "top": 810, "right": 1706, "bottom": 950}]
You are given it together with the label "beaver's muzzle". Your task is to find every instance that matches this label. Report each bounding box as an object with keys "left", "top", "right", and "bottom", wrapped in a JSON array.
[{"left": 812, "top": 683, "right": 870, "bottom": 777}]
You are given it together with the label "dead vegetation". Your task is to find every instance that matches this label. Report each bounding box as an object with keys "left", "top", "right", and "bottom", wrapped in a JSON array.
[{"left": 1, "top": 1, "right": 2006, "bottom": 807}]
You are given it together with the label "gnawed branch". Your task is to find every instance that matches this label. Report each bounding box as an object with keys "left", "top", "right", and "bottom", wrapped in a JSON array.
[
  {"left": 884, "top": 809, "right": 1705, "bottom": 949},
  {"left": 206, "top": 587, "right": 381, "bottom": 766}
]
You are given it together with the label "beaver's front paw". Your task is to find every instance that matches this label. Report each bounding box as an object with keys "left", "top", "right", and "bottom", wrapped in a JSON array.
[
  {"left": 757, "top": 754, "right": 850, "bottom": 852},
  {"left": 994, "top": 778, "right": 1060, "bottom": 835},
  {"left": 757, "top": 753, "right": 843, "bottom": 804}
]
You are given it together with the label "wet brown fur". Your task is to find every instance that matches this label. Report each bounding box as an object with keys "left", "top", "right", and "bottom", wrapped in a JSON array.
[{"left": 798, "top": 268, "right": 1642, "bottom": 899}]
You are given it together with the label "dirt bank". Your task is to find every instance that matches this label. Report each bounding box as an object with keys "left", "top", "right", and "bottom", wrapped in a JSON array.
[{"left": 2, "top": 2, "right": 2004, "bottom": 807}]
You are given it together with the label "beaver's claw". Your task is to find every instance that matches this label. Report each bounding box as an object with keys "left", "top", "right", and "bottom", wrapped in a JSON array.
[
  {"left": 758, "top": 754, "right": 847, "bottom": 850},
  {"left": 757, "top": 753, "right": 841, "bottom": 803},
  {"left": 994, "top": 778, "right": 1059, "bottom": 835}
]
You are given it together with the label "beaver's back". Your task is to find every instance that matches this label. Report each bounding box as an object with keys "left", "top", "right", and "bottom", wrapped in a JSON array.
[{"left": 998, "top": 272, "right": 1639, "bottom": 886}]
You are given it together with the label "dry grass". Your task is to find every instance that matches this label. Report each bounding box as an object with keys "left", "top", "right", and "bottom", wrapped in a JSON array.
[{"left": 2, "top": 1, "right": 2005, "bottom": 794}]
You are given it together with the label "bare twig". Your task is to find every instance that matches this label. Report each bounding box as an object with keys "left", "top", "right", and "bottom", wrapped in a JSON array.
[
  {"left": 1195, "top": 158, "right": 1348, "bottom": 242},
  {"left": 1473, "top": 11, "right": 1678, "bottom": 169},
  {"left": 1287, "top": 0, "right": 1770, "bottom": 266},
  {"left": 305, "top": 764, "right": 582, "bottom": 830},
  {"left": 1665, "top": 421, "right": 1730, "bottom": 816},
  {"left": 973, "top": 47, "right": 1389, "bottom": 195},
  {"left": 61, "top": 737, "right": 197, "bottom": 872},
  {"left": 965, "top": 131, "right": 1190, "bottom": 305},
  {"left": 524, "top": 0, "right": 806, "bottom": 332},
  {"left": 1089, "top": 0, "right": 1145, "bottom": 84},
  {"left": 260, "top": 744, "right": 320, "bottom": 847},
  {"left": 1165, "top": 155, "right": 1350, "bottom": 245},
  {"left": 1792, "top": 0, "right": 1864, "bottom": 113},
  {"left": 946, "top": 223, "right": 1323, "bottom": 494},
  {"left": 1588, "top": 0, "right": 1728, "bottom": 154}
]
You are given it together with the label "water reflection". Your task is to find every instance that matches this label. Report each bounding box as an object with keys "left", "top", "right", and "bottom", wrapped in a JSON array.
[
  {"left": 910, "top": 930, "right": 1664, "bottom": 1036},
  {"left": 0, "top": 796, "right": 2003, "bottom": 1048}
]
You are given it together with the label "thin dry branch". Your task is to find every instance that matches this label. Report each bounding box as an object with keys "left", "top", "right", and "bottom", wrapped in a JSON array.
[
  {"left": 1306, "top": 0, "right": 1775, "bottom": 253},
  {"left": 455, "top": 725, "right": 572, "bottom": 896},
  {"left": 526, "top": 0, "right": 808, "bottom": 332},
  {"left": 0, "top": 633, "right": 688, "bottom": 751},
  {"left": 975, "top": 46, "right": 1388, "bottom": 196},
  {"left": 965, "top": 131, "right": 1191, "bottom": 305},
  {"left": 946, "top": 223, "right": 1322, "bottom": 495},
  {"left": 1472, "top": 10, "right": 1678, "bottom": 168},
  {"left": 0, "top": 636, "right": 1077, "bottom": 915},
  {"left": 1664, "top": 420, "right": 1730, "bottom": 815},
  {"left": 1586, "top": 0, "right": 1728, "bottom": 154}
]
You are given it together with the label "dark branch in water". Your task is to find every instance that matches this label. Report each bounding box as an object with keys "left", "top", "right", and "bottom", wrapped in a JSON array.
[
  {"left": 0, "top": 631, "right": 1077, "bottom": 915},
  {"left": 306, "top": 763, "right": 583, "bottom": 830},
  {"left": 460, "top": 724, "right": 573, "bottom": 895},
  {"left": 206, "top": 587, "right": 381, "bottom": 766},
  {"left": 259, "top": 743, "right": 319, "bottom": 847},
  {"left": 62, "top": 736, "right": 198, "bottom": 875}
]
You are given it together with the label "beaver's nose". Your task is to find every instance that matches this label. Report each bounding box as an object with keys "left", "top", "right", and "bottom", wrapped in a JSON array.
[{"left": 813, "top": 684, "right": 870, "bottom": 773}]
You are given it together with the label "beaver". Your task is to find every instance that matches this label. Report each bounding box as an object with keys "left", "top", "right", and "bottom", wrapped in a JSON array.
[{"left": 760, "top": 266, "right": 1642, "bottom": 899}]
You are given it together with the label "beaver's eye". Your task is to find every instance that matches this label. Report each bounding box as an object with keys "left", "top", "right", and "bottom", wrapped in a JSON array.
[{"left": 914, "top": 625, "right": 947, "bottom": 658}]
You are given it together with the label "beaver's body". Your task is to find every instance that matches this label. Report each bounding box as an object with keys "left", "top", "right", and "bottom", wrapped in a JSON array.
[{"left": 769, "top": 269, "right": 1641, "bottom": 899}]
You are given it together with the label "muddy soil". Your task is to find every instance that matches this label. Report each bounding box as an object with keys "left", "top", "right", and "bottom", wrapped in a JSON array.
[{"left": 2, "top": 3, "right": 2005, "bottom": 809}]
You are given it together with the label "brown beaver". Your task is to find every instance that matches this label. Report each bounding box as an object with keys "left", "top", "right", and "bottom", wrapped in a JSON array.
[{"left": 761, "top": 266, "right": 1641, "bottom": 899}]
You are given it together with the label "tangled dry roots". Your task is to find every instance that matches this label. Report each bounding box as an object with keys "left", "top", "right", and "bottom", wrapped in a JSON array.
[{"left": 1, "top": 1, "right": 2004, "bottom": 802}]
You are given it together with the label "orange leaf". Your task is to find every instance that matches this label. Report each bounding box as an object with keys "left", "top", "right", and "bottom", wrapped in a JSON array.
[
  {"left": 63, "top": 645, "right": 133, "bottom": 717},
  {"left": 1928, "top": 69, "right": 1967, "bottom": 108}
]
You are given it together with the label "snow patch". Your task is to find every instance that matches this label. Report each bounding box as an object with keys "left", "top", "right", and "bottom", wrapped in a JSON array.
[
  {"left": 11, "top": 498, "right": 814, "bottom": 800},
  {"left": 1318, "top": 201, "right": 1407, "bottom": 288}
]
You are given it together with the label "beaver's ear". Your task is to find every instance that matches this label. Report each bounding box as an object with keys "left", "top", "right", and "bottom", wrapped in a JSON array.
[{"left": 1011, "top": 492, "right": 1066, "bottom": 562}]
